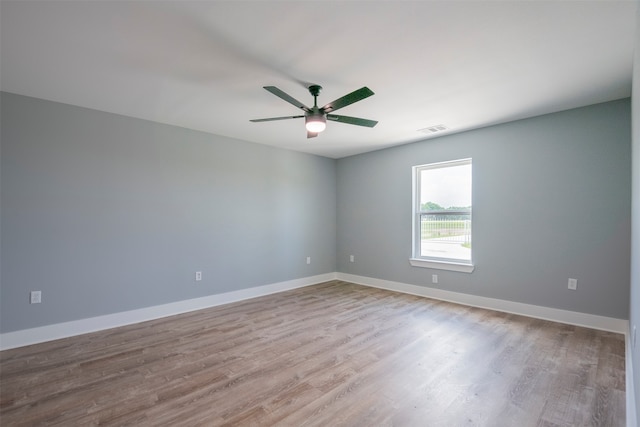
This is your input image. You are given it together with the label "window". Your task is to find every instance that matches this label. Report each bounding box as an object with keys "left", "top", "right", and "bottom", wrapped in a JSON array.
[{"left": 411, "top": 159, "right": 474, "bottom": 273}]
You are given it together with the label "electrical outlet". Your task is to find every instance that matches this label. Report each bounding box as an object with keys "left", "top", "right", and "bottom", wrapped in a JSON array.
[
  {"left": 195, "top": 271, "right": 202, "bottom": 281},
  {"left": 568, "top": 278, "right": 577, "bottom": 290},
  {"left": 306, "top": 257, "right": 311, "bottom": 265},
  {"left": 432, "top": 274, "right": 438, "bottom": 284},
  {"left": 350, "top": 255, "right": 355, "bottom": 263},
  {"left": 30, "top": 291, "right": 42, "bottom": 304}
]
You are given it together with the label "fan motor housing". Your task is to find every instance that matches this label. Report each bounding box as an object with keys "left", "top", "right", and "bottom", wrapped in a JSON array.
[{"left": 308, "top": 85, "right": 322, "bottom": 97}]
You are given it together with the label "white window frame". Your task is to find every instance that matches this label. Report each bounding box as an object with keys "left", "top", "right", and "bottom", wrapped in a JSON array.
[{"left": 410, "top": 158, "right": 474, "bottom": 273}]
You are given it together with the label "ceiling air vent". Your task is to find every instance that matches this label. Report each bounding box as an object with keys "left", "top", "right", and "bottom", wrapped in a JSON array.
[{"left": 418, "top": 124, "right": 449, "bottom": 134}]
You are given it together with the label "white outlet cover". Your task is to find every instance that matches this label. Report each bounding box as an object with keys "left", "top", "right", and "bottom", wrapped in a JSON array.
[{"left": 30, "top": 291, "right": 42, "bottom": 304}]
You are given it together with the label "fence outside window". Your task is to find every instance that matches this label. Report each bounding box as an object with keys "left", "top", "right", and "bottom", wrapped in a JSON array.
[{"left": 420, "top": 210, "right": 471, "bottom": 246}]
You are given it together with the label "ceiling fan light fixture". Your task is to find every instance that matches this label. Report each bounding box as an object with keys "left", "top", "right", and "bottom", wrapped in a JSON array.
[
  {"left": 251, "top": 85, "right": 376, "bottom": 138},
  {"left": 305, "top": 114, "right": 327, "bottom": 133}
]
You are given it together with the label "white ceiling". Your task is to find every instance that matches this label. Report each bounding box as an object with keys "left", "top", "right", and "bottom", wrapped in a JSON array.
[{"left": 1, "top": 1, "right": 636, "bottom": 158}]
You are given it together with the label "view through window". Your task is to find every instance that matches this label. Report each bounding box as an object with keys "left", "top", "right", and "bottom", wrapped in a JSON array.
[{"left": 413, "top": 159, "right": 472, "bottom": 264}]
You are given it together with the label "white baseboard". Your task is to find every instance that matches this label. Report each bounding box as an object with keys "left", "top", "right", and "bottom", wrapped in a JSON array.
[
  {"left": 0, "top": 273, "right": 337, "bottom": 351},
  {"left": 627, "top": 332, "right": 638, "bottom": 427},
  {"left": 3, "top": 272, "right": 627, "bottom": 351},
  {"left": 336, "top": 273, "right": 628, "bottom": 334}
]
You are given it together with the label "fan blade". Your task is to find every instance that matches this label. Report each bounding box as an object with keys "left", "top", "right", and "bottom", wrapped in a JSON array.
[
  {"left": 250, "top": 115, "right": 304, "bottom": 123},
  {"left": 264, "top": 86, "right": 311, "bottom": 112},
  {"left": 327, "top": 114, "right": 378, "bottom": 127},
  {"left": 321, "top": 87, "right": 374, "bottom": 113},
  {"left": 307, "top": 131, "right": 318, "bottom": 139}
]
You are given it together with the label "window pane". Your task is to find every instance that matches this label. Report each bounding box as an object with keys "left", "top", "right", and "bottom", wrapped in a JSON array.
[{"left": 419, "top": 163, "right": 472, "bottom": 210}]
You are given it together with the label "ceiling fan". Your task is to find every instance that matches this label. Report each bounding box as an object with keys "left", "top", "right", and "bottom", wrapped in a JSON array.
[{"left": 250, "top": 85, "right": 377, "bottom": 138}]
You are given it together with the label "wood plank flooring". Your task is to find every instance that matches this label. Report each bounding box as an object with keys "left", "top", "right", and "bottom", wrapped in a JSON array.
[{"left": 0, "top": 280, "right": 626, "bottom": 426}]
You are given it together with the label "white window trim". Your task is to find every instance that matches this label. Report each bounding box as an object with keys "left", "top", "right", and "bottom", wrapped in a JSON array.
[
  {"left": 409, "top": 258, "right": 475, "bottom": 273},
  {"left": 411, "top": 158, "right": 474, "bottom": 274}
]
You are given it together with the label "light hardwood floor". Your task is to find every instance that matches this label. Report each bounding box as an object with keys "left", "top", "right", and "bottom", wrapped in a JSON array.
[{"left": 0, "top": 280, "right": 626, "bottom": 426}]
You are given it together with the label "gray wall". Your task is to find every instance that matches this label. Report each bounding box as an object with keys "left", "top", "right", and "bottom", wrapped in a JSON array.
[
  {"left": 629, "top": 0, "right": 640, "bottom": 418},
  {"left": 0, "top": 92, "right": 337, "bottom": 333},
  {"left": 0, "top": 92, "right": 633, "bottom": 334},
  {"left": 337, "top": 99, "right": 631, "bottom": 319}
]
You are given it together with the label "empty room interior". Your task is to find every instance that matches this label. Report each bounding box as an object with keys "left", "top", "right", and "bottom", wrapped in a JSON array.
[{"left": 1, "top": 1, "right": 640, "bottom": 426}]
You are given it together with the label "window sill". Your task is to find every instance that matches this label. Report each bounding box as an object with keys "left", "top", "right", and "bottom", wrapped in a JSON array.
[{"left": 409, "top": 258, "right": 475, "bottom": 273}]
